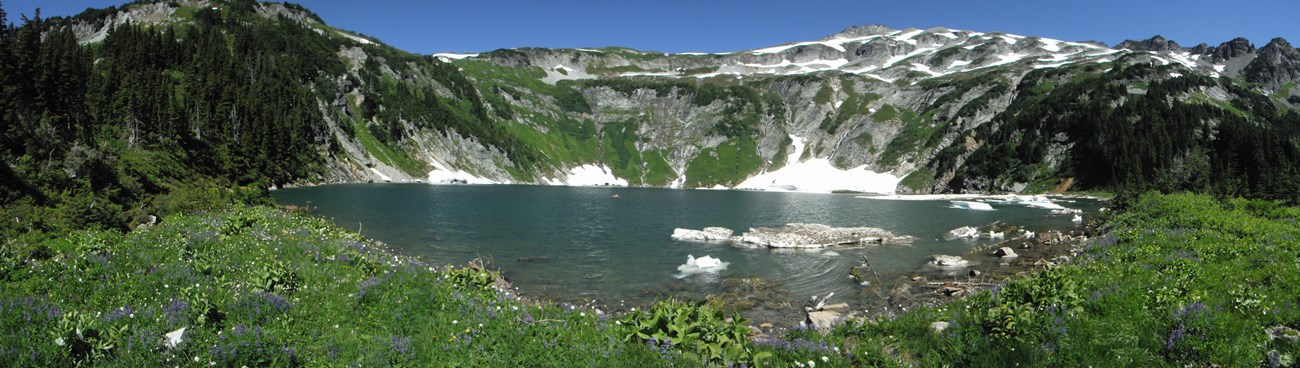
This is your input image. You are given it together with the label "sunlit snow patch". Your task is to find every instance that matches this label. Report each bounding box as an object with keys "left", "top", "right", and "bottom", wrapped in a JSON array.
[
  {"left": 735, "top": 135, "right": 901, "bottom": 194},
  {"left": 427, "top": 160, "right": 497, "bottom": 185},
  {"left": 674, "top": 255, "right": 728, "bottom": 279},
  {"left": 548, "top": 164, "right": 628, "bottom": 187}
]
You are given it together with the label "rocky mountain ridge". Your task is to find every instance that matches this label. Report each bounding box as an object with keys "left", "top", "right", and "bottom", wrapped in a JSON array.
[{"left": 48, "top": 1, "right": 1300, "bottom": 196}]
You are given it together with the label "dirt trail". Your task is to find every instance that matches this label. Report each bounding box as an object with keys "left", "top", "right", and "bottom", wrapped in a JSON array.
[{"left": 1050, "top": 177, "right": 1075, "bottom": 194}]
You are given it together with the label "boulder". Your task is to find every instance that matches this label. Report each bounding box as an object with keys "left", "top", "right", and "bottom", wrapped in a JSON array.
[
  {"left": 994, "top": 247, "right": 1018, "bottom": 258},
  {"left": 806, "top": 310, "right": 843, "bottom": 334}
]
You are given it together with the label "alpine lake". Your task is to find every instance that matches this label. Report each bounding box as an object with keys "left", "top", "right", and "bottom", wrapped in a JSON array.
[{"left": 272, "top": 184, "right": 1103, "bottom": 326}]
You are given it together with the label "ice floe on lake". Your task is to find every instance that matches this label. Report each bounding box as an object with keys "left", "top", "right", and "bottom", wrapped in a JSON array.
[
  {"left": 674, "top": 255, "right": 728, "bottom": 278},
  {"left": 949, "top": 201, "right": 995, "bottom": 211}
]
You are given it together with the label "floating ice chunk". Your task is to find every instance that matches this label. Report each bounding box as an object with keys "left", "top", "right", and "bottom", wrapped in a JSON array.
[
  {"left": 949, "top": 201, "right": 995, "bottom": 211},
  {"left": 1024, "top": 201, "right": 1067, "bottom": 210},
  {"left": 671, "top": 227, "right": 734, "bottom": 241},
  {"left": 930, "top": 254, "right": 969, "bottom": 267},
  {"left": 944, "top": 226, "right": 979, "bottom": 240},
  {"left": 1073, "top": 215, "right": 1083, "bottom": 223},
  {"left": 675, "top": 255, "right": 728, "bottom": 278}
]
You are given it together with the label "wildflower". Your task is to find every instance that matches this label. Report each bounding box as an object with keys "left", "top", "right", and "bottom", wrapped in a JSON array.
[
  {"left": 808, "top": 360, "right": 816, "bottom": 367},
  {"left": 452, "top": 320, "right": 458, "bottom": 325},
  {"left": 821, "top": 356, "right": 829, "bottom": 362}
]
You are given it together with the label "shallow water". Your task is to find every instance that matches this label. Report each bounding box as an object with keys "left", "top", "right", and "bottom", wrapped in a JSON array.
[{"left": 272, "top": 184, "right": 1101, "bottom": 318}]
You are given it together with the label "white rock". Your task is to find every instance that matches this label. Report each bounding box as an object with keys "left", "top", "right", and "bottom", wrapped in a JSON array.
[
  {"left": 163, "top": 327, "right": 186, "bottom": 349},
  {"left": 994, "top": 247, "right": 1018, "bottom": 258}
]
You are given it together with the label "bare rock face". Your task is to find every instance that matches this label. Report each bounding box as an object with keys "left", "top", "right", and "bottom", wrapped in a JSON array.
[
  {"left": 1115, "top": 35, "right": 1184, "bottom": 52},
  {"left": 1211, "top": 37, "right": 1257, "bottom": 63},
  {"left": 1245, "top": 38, "right": 1300, "bottom": 86}
]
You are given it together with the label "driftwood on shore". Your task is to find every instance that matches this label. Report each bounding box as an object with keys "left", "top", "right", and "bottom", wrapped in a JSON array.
[{"left": 672, "top": 223, "right": 914, "bottom": 249}]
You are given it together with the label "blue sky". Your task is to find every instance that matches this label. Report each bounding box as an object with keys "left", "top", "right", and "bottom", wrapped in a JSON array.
[{"left": 5, "top": 1, "right": 1298, "bottom": 54}]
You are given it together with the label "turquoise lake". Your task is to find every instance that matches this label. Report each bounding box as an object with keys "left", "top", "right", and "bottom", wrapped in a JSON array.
[{"left": 272, "top": 184, "right": 1101, "bottom": 320}]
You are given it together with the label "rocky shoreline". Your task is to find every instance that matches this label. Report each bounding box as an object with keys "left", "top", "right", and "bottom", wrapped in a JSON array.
[{"left": 788, "top": 224, "right": 1096, "bottom": 336}]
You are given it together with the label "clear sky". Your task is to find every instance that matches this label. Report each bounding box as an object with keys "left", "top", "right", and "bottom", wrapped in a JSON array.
[{"left": 5, "top": 1, "right": 1299, "bottom": 54}]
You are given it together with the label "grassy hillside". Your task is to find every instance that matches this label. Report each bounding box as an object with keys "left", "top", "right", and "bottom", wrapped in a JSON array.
[
  {"left": 838, "top": 193, "right": 1300, "bottom": 366},
  {"left": 5, "top": 193, "right": 1299, "bottom": 366}
]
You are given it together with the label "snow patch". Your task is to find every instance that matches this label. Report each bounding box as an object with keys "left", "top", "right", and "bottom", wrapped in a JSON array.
[
  {"left": 549, "top": 164, "right": 628, "bottom": 187},
  {"left": 433, "top": 52, "right": 478, "bottom": 61},
  {"left": 734, "top": 135, "right": 901, "bottom": 194},
  {"left": 895, "top": 29, "right": 925, "bottom": 45},
  {"left": 427, "top": 160, "right": 496, "bottom": 185},
  {"left": 368, "top": 168, "right": 392, "bottom": 183},
  {"left": 339, "top": 32, "right": 373, "bottom": 45},
  {"left": 1039, "top": 38, "right": 1062, "bottom": 52}
]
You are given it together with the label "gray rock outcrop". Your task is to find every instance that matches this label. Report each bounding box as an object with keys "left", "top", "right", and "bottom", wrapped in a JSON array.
[{"left": 1244, "top": 38, "right": 1300, "bottom": 86}]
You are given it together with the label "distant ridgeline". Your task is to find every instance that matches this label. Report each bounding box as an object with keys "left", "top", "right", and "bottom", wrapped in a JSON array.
[{"left": 3, "top": 0, "right": 1300, "bottom": 236}]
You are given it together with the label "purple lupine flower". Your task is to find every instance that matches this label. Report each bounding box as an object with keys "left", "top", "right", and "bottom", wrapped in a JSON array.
[
  {"left": 356, "top": 277, "right": 384, "bottom": 300},
  {"left": 105, "top": 306, "right": 136, "bottom": 322},
  {"left": 164, "top": 297, "right": 190, "bottom": 324},
  {"left": 391, "top": 336, "right": 413, "bottom": 359},
  {"left": 1166, "top": 322, "right": 1187, "bottom": 350}
]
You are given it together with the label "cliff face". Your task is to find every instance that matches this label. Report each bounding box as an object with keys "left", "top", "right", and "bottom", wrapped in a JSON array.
[{"left": 55, "top": 2, "right": 1300, "bottom": 195}]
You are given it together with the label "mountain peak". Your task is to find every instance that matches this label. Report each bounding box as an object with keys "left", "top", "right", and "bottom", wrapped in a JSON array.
[
  {"left": 825, "top": 24, "right": 896, "bottom": 40},
  {"left": 1115, "top": 35, "right": 1183, "bottom": 52},
  {"left": 1264, "top": 37, "right": 1293, "bottom": 49}
]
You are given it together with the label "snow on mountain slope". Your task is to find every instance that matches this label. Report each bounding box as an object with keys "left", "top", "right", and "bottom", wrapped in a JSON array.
[{"left": 490, "top": 25, "right": 1230, "bottom": 83}]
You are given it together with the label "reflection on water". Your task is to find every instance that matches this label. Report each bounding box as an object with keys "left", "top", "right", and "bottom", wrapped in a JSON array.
[{"left": 273, "top": 184, "right": 1101, "bottom": 320}]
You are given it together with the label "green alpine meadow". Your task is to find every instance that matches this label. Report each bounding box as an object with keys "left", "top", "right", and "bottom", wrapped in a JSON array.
[{"left": 3, "top": 0, "right": 1300, "bottom": 366}]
